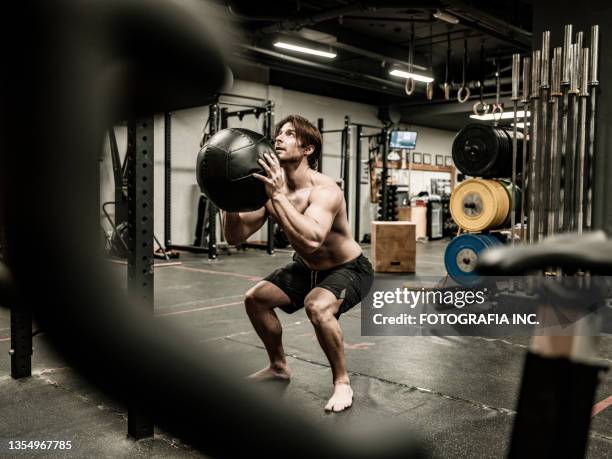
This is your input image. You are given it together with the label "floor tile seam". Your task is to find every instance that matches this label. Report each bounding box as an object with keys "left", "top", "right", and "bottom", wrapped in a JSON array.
[{"left": 33, "top": 372, "right": 129, "bottom": 421}]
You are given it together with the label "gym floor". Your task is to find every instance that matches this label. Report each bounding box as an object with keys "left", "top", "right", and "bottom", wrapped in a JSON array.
[{"left": 1, "top": 240, "right": 612, "bottom": 458}]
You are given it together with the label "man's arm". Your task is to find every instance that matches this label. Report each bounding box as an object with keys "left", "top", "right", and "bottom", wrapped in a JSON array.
[
  {"left": 270, "top": 185, "right": 342, "bottom": 254},
  {"left": 222, "top": 206, "right": 268, "bottom": 245}
]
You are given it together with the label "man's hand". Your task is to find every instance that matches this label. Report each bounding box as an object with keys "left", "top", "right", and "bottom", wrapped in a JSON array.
[{"left": 254, "top": 152, "right": 287, "bottom": 198}]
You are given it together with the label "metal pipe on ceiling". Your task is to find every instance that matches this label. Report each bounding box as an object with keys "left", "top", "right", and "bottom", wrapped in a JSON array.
[
  {"left": 236, "top": 46, "right": 514, "bottom": 104},
  {"left": 439, "top": 1, "right": 531, "bottom": 49},
  {"left": 340, "top": 15, "right": 433, "bottom": 23},
  {"left": 257, "top": 3, "right": 364, "bottom": 34},
  {"left": 442, "top": 2, "right": 531, "bottom": 39},
  {"left": 238, "top": 44, "right": 415, "bottom": 95},
  {"left": 456, "top": 76, "right": 512, "bottom": 89},
  {"left": 235, "top": 55, "right": 408, "bottom": 97},
  {"left": 260, "top": 28, "right": 431, "bottom": 72},
  {"left": 413, "top": 27, "right": 474, "bottom": 43},
  {"left": 287, "top": 35, "right": 429, "bottom": 71}
]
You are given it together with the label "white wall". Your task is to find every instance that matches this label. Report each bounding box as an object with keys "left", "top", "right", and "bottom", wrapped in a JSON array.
[
  {"left": 393, "top": 124, "right": 456, "bottom": 197},
  {"left": 99, "top": 79, "right": 457, "bottom": 246}
]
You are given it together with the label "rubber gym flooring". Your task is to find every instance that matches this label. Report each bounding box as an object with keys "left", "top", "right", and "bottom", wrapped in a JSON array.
[{"left": 1, "top": 240, "right": 612, "bottom": 458}]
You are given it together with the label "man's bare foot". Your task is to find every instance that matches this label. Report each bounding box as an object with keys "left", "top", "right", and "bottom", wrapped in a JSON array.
[
  {"left": 324, "top": 382, "right": 353, "bottom": 412},
  {"left": 247, "top": 364, "right": 291, "bottom": 382}
]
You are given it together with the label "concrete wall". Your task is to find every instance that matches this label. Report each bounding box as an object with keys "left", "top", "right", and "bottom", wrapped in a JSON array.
[{"left": 99, "top": 79, "right": 457, "bottom": 247}]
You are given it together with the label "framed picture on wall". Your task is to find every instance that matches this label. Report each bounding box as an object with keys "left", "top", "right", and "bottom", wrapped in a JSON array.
[
  {"left": 423, "top": 153, "right": 431, "bottom": 165},
  {"left": 445, "top": 156, "right": 453, "bottom": 167},
  {"left": 435, "top": 154, "right": 444, "bottom": 166},
  {"left": 412, "top": 152, "right": 422, "bottom": 164}
]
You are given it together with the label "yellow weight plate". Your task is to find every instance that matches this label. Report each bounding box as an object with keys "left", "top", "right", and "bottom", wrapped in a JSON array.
[
  {"left": 450, "top": 179, "right": 510, "bottom": 231},
  {"left": 490, "top": 180, "right": 510, "bottom": 227},
  {"left": 496, "top": 180, "right": 518, "bottom": 226}
]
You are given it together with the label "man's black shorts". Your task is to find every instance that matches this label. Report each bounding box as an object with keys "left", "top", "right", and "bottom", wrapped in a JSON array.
[{"left": 264, "top": 253, "right": 374, "bottom": 318}]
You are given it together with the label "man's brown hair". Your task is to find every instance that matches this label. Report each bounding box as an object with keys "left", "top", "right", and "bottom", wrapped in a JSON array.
[{"left": 274, "top": 114, "right": 322, "bottom": 170}]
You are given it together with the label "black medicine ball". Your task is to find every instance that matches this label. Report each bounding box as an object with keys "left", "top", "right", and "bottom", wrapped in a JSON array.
[{"left": 196, "top": 128, "right": 276, "bottom": 212}]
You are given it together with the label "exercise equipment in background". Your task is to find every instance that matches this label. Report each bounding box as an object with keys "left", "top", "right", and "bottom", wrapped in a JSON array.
[
  {"left": 102, "top": 128, "right": 175, "bottom": 261},
  {"left": 110, "top": 221, "right": 129, "bottom": 258},
  {"left": 377, "top": 184, "right": 399, "bottom": 221},
  {"left": 319, "top": 116, "right": 386, "bottom": 242},
  {"left": 452, "top": 124, "right": 525, "bottom": 179},
  {"left": 450, "top": 179, "right": 519, "bottom": 232},
  {"left": 444, "top": 233, "right": 503, "bottom": 286}
]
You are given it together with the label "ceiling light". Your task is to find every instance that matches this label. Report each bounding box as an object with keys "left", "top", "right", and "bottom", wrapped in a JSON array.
[
  {"left": 511, "top": 122, "right": 531, "bottom": 128},
  {"left": 469, "top": 110, "right": 530, "bottom": 121},
  {"left": 433, "top": 10, "right": 460, "bottom": 25},
  {"left": 389, "top": 69, "right": 434, "bottom": 83},
  {"left": 273, "top": 41, "right": 336, "bottom": 58}
]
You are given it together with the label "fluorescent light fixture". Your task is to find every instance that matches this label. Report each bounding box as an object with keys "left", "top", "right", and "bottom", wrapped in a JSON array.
[
  {"left": 469, "top": 110, "right": 530, "bottom": 121},
  {"left": 273, "top": 41, "right": 336, "bottom": 58},
  {"left": 433, "top": 10, "right": 460, "bottom": 25},
  {"left": 389, "top": 69, "right": 434, "bottom": 83},
  {"left": 511, "top": 122, "right": 531, "bottom": 128}
]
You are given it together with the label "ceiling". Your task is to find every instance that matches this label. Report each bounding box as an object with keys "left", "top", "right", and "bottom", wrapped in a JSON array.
[{"left": 224, "top": 0, "right": 533, "bottom": 131}]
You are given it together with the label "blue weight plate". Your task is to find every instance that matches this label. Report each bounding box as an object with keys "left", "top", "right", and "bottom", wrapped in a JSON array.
[{"left": 444, "top": 233, "right": 503, "bottom": 286}]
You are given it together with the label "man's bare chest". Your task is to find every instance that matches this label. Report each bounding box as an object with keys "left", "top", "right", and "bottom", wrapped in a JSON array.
[{"left": 267, "top": 189, "right": 311, "bottom": 220}]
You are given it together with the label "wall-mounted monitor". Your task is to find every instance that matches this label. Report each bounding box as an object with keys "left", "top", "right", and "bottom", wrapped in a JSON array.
[{"left": 390, "top": 130, "right": 417, "bottom": 149}]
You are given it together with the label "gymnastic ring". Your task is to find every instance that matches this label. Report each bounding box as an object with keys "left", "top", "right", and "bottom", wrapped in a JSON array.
[
  {"left": 472, "top": 100, "right": 490, "bottom": 117},
  {"left": 492, "top": 103, "right": 504, "bottom": 122},
  {"left": 426, "top": 81, "right": 434, "bottom": 100},
  {"left": 405, "top": 77, "right": 415, "bottom": 96},
  {"left": 457, "top": 86, "right": 470, "bottom": 103},
  {"left": 443, "top": 83, "right": 451, "bottom": 100}
]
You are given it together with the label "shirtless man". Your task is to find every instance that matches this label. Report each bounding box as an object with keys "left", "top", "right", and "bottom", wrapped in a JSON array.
[{"left": 222, "top": 115, "right": 374, "bottom": 413}]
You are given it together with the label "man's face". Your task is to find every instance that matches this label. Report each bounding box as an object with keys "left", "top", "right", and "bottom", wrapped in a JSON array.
[{"left": 275, "top": 122, "right": 313, "bottom": 164}]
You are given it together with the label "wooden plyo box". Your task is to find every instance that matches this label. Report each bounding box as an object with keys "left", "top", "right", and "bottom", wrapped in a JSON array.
[{"left": 371, "top": 221, "right": 416, "bottom": 272}]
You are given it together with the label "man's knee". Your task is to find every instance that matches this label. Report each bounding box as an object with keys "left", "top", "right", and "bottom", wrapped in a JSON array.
[
  {"left": 304, "top": 298, "right": 336, "bottom": 326},
  {"left": 245, "top": 286, "right": 265, "bottom": 314},
  {"left": 245, "top": 284, "right": 278, "bottom": 314}
]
